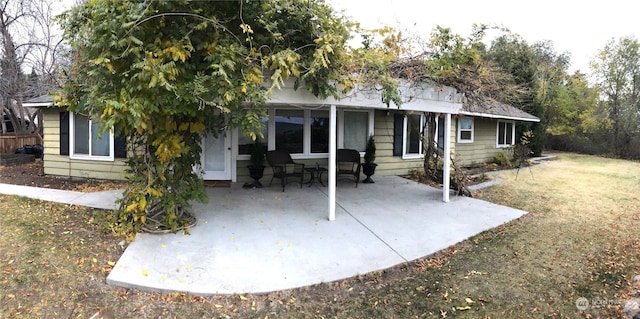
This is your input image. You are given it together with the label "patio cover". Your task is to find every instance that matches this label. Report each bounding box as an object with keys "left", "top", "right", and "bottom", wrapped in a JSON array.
[{"left": 267, "top": 81, "right": 464, "bottom": 220}]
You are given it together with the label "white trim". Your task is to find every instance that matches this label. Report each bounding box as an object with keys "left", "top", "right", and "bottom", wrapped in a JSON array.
[
  {"left": 69, "top": 112, "right": 115, "bottom": 162},
  {"left": 496, "top": 120, "right": 516, "bottom": 148},
  {"left": 460, "top": 111, "right": 540, "bottom": 122},
  {"left": 457, "top": 117, "right": 474, "bottom": 144},
  {"left": 443, "top": 113, "right": 451, "bottom": 203}
]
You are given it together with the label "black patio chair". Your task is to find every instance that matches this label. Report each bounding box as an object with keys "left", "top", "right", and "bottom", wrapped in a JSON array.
[
  {"left": 336, "top": 148, "right": 361, "bottom": 187},
  {"left": 266, "top": 150, "right": 305, "bottom": 192}
]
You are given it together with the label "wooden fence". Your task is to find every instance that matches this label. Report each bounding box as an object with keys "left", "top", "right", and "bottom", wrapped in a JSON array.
[{"left": 0, "top": 134, "right": 41, "bottom": 154}]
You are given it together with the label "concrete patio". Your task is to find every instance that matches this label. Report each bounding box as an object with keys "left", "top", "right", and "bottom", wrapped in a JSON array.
[{"left": 106, "top": 175, "right": 526, "bottom": 295}]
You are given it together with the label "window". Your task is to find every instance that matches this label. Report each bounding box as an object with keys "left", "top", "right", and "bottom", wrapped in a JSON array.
[
  {"left": 310, "top": 110, "right": 329, "bottom": 153},
  {"left": 238, "top": 108, "right": 374, "bottom": 159},
  {"left": 497, "top": 121, "right": 515, "bottom": 147},
  {"left": 275, "top": 109, "right": 304, "bottom": 154},
  {"left": 70, "top": 112, "right": 114, "bottom": 161},
  {"left": 403, "top": 113, "right": 425, "bottom": 158},
  {"left": 342, "top": 111, "right": 370, "bottom": 152},
  {"left": 237, "top": 117, "right": 269, "bottom": 155},
  {"left": 457, "top": 117, "right": 474, "bottom": 143}
]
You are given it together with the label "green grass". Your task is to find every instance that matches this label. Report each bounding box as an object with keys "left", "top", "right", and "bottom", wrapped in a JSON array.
[{"left": 1, "top": 152, "right": 639, "bottom": 318}]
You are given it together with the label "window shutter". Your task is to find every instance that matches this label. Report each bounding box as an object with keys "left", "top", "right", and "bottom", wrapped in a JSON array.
[
  {"left": 393, "top": 113, "right": 403, "bottom": 156},
  {"left": 114, "top": 133, "right": 126, "bottom": 158},
  {"left": 59, "top": 111, "right": 69, "bottom": 155}
]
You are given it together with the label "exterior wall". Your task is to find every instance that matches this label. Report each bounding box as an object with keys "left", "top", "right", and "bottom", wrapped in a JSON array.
[
  {"left": 43, "top": 106, "right": 458, "bottom": 182},
  {"left": 374, "top": 110, "right": 423, "bottom": 176},
  {"left": 454, "top": 117, "right": 510, "bottom": 167},
  {"left": 42, "top": 108, "right": 127, "bottom": 180},
  {"left": 236, "top": 109, "right": 434, "bottom": 183}
]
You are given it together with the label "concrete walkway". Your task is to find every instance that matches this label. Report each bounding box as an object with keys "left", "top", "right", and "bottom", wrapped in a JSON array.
[{"left": 0, "top": 176, "right": 527, "bottom": 295}]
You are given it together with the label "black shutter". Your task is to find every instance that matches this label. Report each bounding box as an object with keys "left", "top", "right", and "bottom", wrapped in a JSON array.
[
  {"left": 59, "top": 111, "right": 69, "bottom": 155},
  {"left": 393, "top": 113, "right": 403, "bottom": 156},
  {"left": 114, "top": 132, "right": 126, "bottom": 158}
]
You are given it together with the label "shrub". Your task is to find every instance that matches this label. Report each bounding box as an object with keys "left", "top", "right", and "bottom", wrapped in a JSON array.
[{"left": 493, "top": 150, "right": 513, "bottom": 168}]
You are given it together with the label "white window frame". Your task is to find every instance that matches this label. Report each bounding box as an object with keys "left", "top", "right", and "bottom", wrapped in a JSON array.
[
  {"left": 337, "top": 109, "right": 375, "bottom": 156},
  {"left": 238, "top": 107, "right": 375, "bottom": 160},
  {"left": 496, "top": 120, "right": 516, "bottom": 148},
  {"left": 402, "top": 113, "right": 425, "bottom": 159},
  {"left": 69, "top": 112, "right": 115, "bottom": 161},
  {"left": 457, "top": 117, "right": 474, "bottom": 143}
]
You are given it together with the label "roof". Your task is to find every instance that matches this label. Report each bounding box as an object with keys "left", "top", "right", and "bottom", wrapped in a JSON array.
[
  {"left": 22, "top": 95, "right": 54, "bottom": 107},
  {"left": 460, "top": 97, "right": 540, "bottom": 122}
]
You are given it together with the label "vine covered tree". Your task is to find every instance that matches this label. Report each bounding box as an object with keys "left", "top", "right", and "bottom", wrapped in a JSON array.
[{"left": 59, "top": 0, "right": 354, "bottom": 235}]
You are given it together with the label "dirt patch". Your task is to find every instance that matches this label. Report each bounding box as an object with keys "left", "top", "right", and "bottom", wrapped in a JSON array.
[{"left": 0, "top": 160, "right": 126, "bottom": 192}]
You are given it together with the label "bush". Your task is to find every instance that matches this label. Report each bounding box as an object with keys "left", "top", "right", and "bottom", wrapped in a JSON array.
[{"left": 493, "top": 150, "right": 513, "bottom": 168}]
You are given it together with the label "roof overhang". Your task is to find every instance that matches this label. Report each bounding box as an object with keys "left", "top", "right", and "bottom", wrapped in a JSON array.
[
  {"left": 459, "top": 111, "right": 540, "bottom": 122},
  {"left": 267, "top": 80, "right": 464, "bottom": 114},
  {"left": 22, "top": 95, "right": 55, "bottom": 108}
]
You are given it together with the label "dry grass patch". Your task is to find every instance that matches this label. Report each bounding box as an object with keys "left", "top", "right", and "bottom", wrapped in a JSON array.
[{"left": 1, "top": 152, "right": 639, "bottom": 318}]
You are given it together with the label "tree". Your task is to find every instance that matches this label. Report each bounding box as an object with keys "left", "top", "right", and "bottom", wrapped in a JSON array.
[
  {"left": 59, "top": 0, "right": 354, "bottom": 234},
  {"left": 487, "top": 34, "right": 550, "bottom": 156},
  {"left": 591, "top": 36, "right": 640, "bottom": 157},
  {"left": 0, "top": 0, "right": 64, "bottom": 136}
]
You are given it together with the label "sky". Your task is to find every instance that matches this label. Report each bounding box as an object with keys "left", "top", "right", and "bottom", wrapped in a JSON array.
[{"left": 329, "top": 0, "right": 639, "bottom": 75}]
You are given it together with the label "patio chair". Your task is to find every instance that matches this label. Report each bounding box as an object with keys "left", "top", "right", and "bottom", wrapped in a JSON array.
[
  {"left": 266, "top": 150, "right": 305, "bottom": 192},
  {"left": 336, "top": 148, "right": 361, "bottom": 187}
]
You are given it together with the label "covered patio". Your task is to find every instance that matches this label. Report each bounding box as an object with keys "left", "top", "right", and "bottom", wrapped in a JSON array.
[{"left": 106, "top": 176, "right": 526, "bottom": 295}]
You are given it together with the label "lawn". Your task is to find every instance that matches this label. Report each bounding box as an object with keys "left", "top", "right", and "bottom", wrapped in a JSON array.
[{"left": 1, "top": 152, "right": 639, "bottom": 318}]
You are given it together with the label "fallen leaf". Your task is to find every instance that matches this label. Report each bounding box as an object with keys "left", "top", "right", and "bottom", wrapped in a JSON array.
[{"left": 141, "top": 269, "right": 149, "bottom": 276}]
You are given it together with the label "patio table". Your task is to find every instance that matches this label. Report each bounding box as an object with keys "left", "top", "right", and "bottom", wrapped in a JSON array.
[{"left": 305, "top": 165, "right": 328, "bottom": 187}]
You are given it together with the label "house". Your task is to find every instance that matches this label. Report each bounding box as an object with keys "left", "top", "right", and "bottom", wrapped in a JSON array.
[
  {"left": 25, "top": 83, "right": 464, "bottom": 218},
  {"left": 25, "top": 87, "right": 539, "bottom": 183},
  {"left": 452, "top": 98, "right": 540, "bottom": 166},
  {"left": 25, "top": 84, "right": 538, "bottom": 220}
]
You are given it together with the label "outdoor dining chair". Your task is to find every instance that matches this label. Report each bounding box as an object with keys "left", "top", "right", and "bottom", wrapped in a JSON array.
[
  {"left": 336, "top": 148, "right": 361, "bottom": 187},
  {"left": 266, "top": 150, "right": 305, "bottom": 192}
]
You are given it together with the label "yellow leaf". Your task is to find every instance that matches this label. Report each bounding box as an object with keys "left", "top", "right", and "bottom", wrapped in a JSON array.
[
  {"left": 107, "top": 261, "right": 116, "bottom": 266},
  {"left": 465, "top": 297, "right": 474, "bottom": 304},
  {"left": 214, "top": 304, "right": 223, "bottom": 308},
  {"left": 239, "top": 295, "right": 248, "bottom": 301},
  {"left": 125, "top": 202, "right": 139, "bottom": 213},
  {"left": 92, "top": 258, "right": 97, "bottom": 264},
  {"left": 141, "top": 269, "right": 149, "bottom": 276}
]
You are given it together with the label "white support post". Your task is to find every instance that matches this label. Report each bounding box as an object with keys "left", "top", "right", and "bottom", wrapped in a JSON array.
[
  {"left": 442, "top": 113, "right": 451, "bottom": 202},
  {"left": 328, "top": 104, "right": 337, "bottom": 221}
]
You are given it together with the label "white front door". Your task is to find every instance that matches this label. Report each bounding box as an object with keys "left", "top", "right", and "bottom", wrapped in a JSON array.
[{"left": 202, "top": 133, "right": 231, "bottom": 180}]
